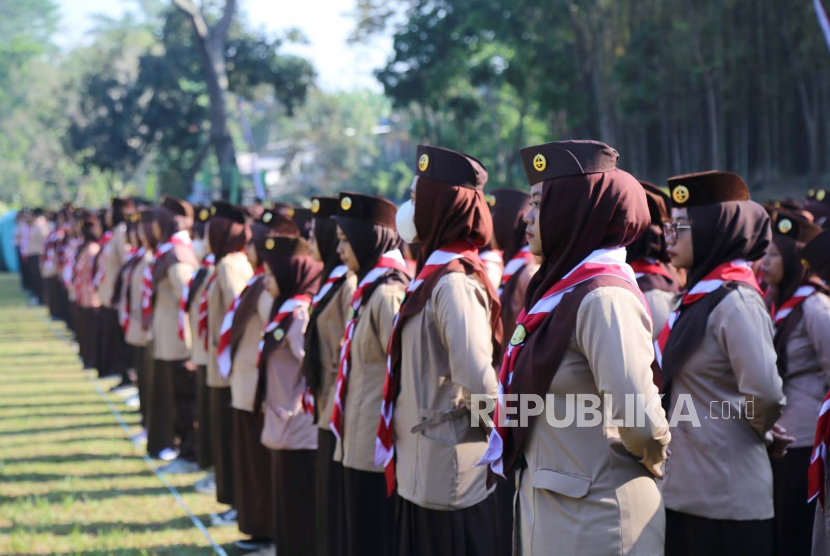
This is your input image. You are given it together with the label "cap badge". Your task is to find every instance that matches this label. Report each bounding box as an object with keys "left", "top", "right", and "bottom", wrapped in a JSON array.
[
  {"left": 418, "top": 153, "right": 429, "bottom": 172},
  {"left": 311, "top": 199, "right": 321, "bottom": 214},
  {"left": 818, "top": 189, "right": 827, "bottom": 202},
  {"left": 273, "top": 328, "right": 284, "bottom": 341},
  {"left": 265, "top": 238, "right": 275, "bottom": 250},
  {"left": 778, "top": 218, "right": 793, "bottom": 234},
  {"left": 199, "top": 208, "right": 209, "bottom": 221},
  {"left": 486, "top": 194, "right": 496, "bottom": 207},
  {"left": 263, "top": 212, "right": 273, "bottom": 223},
  {"left": 808, "top": 189, "right": 816, "bottom": 199},
  {"left": 672, "top": 185, "right": 690, "bottom": 204},
  {"left": 210, "top": 206, "right": 217, "bottom": 215},
  {"left": 532, "top": 154, "right": 546, "bottom": 172},
  {"left": 341, "top": 196, "right": 353, "bottom": 211}
]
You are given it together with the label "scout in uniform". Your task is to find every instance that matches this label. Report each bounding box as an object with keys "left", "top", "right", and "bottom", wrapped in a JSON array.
[
  {"left": 627, "top": 181, "right": 682, "bottom": 339},
  {"left": 25, "top": 208, "right": 49, "bottom": 304},
  {"left": 300, "top": 195, "right": 356, "bottom": 556},
  {"left": 479, "top": 141, "right": 670, "bottom": 556},
  {"left": 75, "top": 212, "right": 102, "bottom": 370},
  {"left": 376, "top": 145, "right": 503, "bottom": 556},
  {"left": 204, "top": 201, "right": 253, "bottom": 525},
  {"left": 258, "top": 235, "right": 322, "bottom": 556},
  {"left": 761, "top": 211, "right": 830, "bottom": 555},
  {"left": 658, "top": 171, "right": 787, "bottom": 556},
  {"left": 329, "top": 192, "right": 409, "bottom": 556},
  {"left": 146, "top": 197, "right": 199, "bottom": 462},
  {"left": 97, "top": 198, "right": 135, "bottom": 387},
  {"left": 187, "top": 207, "right": 217, "bottom": 487},
  {"left": 225, "top": 209, "right": 297, "bottom": 551}
]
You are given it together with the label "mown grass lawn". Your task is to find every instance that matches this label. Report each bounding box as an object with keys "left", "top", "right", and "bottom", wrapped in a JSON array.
[{"left": 0, "top": 274, "right": 247, "bottom": 555}]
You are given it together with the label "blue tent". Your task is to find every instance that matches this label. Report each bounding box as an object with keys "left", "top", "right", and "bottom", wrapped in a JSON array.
[{"left": 0, "top": 211, "right": 19, "bottom": 272}]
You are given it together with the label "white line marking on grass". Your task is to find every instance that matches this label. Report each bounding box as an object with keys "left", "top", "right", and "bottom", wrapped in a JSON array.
[{"left": 41, "top": 316, "right": 228, "bottom": 556}]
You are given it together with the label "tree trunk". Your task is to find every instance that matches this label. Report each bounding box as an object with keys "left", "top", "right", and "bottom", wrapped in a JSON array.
[{"left": 686, "top": 0, "right": 719, "bottom": 169}]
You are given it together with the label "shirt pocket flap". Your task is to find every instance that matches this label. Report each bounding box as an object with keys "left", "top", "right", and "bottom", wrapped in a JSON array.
[{"left": 531, "top": 468, "right": 591, "bottom": 499}]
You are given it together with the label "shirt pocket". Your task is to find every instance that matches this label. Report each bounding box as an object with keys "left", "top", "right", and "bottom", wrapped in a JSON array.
[{"left": 531, "top": 468, "right": 592, "bottom": 499}]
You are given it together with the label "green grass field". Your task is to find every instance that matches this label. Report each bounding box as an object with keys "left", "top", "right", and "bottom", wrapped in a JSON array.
[{"left": 0, "top": 274, "right": 248, "bottom": 555}]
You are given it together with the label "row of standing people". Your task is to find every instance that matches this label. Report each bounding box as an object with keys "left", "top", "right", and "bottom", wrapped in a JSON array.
[{"left": 21, "top": 139, "right": 830, "bottom": 556}]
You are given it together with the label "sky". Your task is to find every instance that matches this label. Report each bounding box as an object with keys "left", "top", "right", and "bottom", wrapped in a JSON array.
[{"left": 53, "top": 0, "right": 393, "bottom": 92}]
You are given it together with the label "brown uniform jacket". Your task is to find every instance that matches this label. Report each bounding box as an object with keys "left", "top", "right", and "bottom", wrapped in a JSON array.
[
  {"left": 152, "top": 260, "right": 196, "bottom": 361},
  {"left": 661, "top": 285, "right": 785, "bottom": 521},
  {"left": 316, "top": 274, "right": 357, "bottom": 429},
  {"left": 261, "top": 313, "right": 318, "bottom": 451},
  {"left": 394, "top": 272, "right": 498, "bottom": 510},
  {"left": 188, "top": 268, "right": 212, "bottom": 366},
  {"left": 125, "top": 252, "right": 152, "bottom": 347},
  {"left": 334, "top": 281, "right": 405, "bottom": 472},
  {"left": 76, "top": 242, "right": 101, "bottom": 308},
  {"left": 206, "top": 252, "right": 253, "bottom": 388},
  {"left": 230, "top": 287, "right": 274, "bottom": 412},
  {"left": 777, "top": 292, "right": 830, "bottom": 448},
  {"left": 97, "top": 223, "right": 128, "bottom": 309},
  {"left": 516, "top": 286, "right": 670, "bottom": 556}
]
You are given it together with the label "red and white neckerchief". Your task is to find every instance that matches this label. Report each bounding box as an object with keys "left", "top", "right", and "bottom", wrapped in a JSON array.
[
  {"left": 43, "top": 229, "right": 61, "bottom": 274},
  {"left": 478, "top": 247, "right": 645, "bottom": 476},
  {"left": 481, "top": 249, "right": 504, "bottom": 288},
  {"left": 61, "top": 238, "right": 80, "bottom": 291},
  {"left": 330, "top": 249, "right": 408, "bottom": 439},
  {"left": 217, "top": 265, "right": 265, "bottom": 379},
  {"left": 121, "top": 247, "right": 146, "bottom": 334},
  {"left": 178, "top": 254, "right": 215, "bottom": 342},
  {"left": 312, "top": 265, "right": 348, "bottom": 309},
  {"left": 498, "top": 245, "right": 534, "bottom": 296},
  {"left": 375, "top": 241, "right": 480, "bottom": 479},
  {"left": 197, "top": 273, "right": 217, "bottom": 350},
  {"left": 142, "top": 231, "right": 192, "bottom": 327},
  {"left": 256, "top": 294, "right": 312, "bottom": 367},
  {"left": 92, "top": 231, "right": 114, "bottom": 287},
  {"left": 630, "top": 258, "right": 673, "bottom": 280},
  {"left": 809, "top": 389, "right": 830, "bottom": 509},
  {"left": 653, "top": 260, "right": 761, "bottom": 368},
  {"left": 771, "top": 285, "right": 816, "bottom": 326}
]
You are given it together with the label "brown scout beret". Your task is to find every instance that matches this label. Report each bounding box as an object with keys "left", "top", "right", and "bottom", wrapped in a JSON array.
[
  {"left": 415, "top": 145, "right": 488, "bottom": 190},
  {"left": 520, "top": 140, "right": 619, "bottom": 186}
]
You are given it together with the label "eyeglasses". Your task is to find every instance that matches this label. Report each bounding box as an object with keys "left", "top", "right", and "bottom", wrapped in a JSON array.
[{"left": 662, "top": 222, "right": 692, "bottom": 240}]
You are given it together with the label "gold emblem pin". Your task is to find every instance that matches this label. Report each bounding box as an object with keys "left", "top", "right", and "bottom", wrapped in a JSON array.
[
  {"left": 265, "top": 238, "right": 275, "bottom": 250},
  {"left": 341, "top": 196, "right": 353, "bottom": 211},
  {"left": 418, "top": 153, "right": 429, "bottom": 172},
  {"left": 210, "top": 206, "right": 217, "bottom": 215},
  {"left": 672, "top": 185, "right": 690, "bottom": 204},
  {"left": 510, "top": 324, "right": 527, "bottom": 346},
  {"left": 778, "top": 218, "right": 793, "bottom": 234},
  {"left": 311, "top": 199, "right": 321, "bottom": 214},
  {"left": 199, "top": 208, "right": 209, "bottom": 221},
  {"left": 273, "top": 328, "right": 284, "bottom": 341},
  {"left": 532, "top": 154, "right": 546, "bottom": 172},
  {"left": 808, "top": 189, "right": 816, "bottom": 199},
  {"left": 263, "top": 212, "right": 273, "bottom": 223},
  {"left": 818, "top": 189, "right": 827, "bottom": 202},
  {"left": 347, "top": 307, "right": 355, "bottom": 320},
  {"left": 486, "top": 194, "right": 496, "bottom": 207}
]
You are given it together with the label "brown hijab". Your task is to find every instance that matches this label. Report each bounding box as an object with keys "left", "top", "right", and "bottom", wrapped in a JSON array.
[
  {"left": 625, "top": 182, "right": 680, "bottom": 294},
  {"left": 497, "top": 143, "right": 649, "bottom": 481},
  {"left": 208, "top": 217, "right": 251, "bottom": 262}
]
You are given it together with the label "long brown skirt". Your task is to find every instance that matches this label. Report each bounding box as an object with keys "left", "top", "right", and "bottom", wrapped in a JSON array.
[
  {"left": 146, "top": 358, "right": 176, "bottom": 456},
  {"left": 343, "top": 466, "right": 395, "bottom": 556},
  {"left": 232, "top": 409, "right": 274, "bottom": 539},
  {"left": 79, "top": 307, "right": 100, "bottom": 370},
  {"left": 170, "top": 360, "right": 196, "bottom": 462},
  {"left": 98, "top": 307, "right": 131, "bottom": 380},
  {"left": 209, "top": 387, "right": 235, "bottom": 506},
  {"left": 195, "top": 365, "right": 213, "bottom": 470},
  {"left": 317, "top": 428, "right": 344, "bottom": 556},
  {"left": 272, "top": 449, "right": 317, "bottom": 556},
  {"left": 69, "top": 301, "right": 80, "bottom": 340},
  {"left": 666, "top": 509, "right": 773, "bottom": 556},
  {"left": 773, "top": 447, "right": 815, "bottom": 556},
  {"left": 395, "top": 494, "right": 497, "bottom": 556},
  {"left": 132, "top": 345, "right": 147, "bottom": 428}
]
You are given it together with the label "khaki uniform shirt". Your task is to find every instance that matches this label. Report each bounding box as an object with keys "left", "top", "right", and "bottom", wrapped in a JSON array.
[
  {"left": 206, "top": 252, "right": 253, "bottom": 388},
  {"left": 394, "top": 272, "right": 498, "bottom": 510},
  {"left": 644, "top": 289, "right": 675, "bottom": 340},
  {"left": 777, "top": 292, "right": 830, "bottom": 448},
  {"left": 662, "top": 285, "right": 785, "bottom": 521},
  {"left": 188, "top": 268, "right": 213, "bottom": 366},
  {"left": 125, "top": 252, "right": 152, "bottom": 347},
  {"left": 517, "top": 286, "right": 670, "bottom": 556},
  {"left": 261, "top": 313, "right": 318, "bottom": 451},
  {"left": 230, "top": 287, "right": 274, "bottom": 412},
  {"left": 316, "top": 274, "right": 357, "bottom": 429},
  {"left": 335, "top": 281, "right": 405, "bottom": 472},
  {"left": 152, "top": 261, "right": 196, "bottom": 361},
  {"left": 97, "top": 223, "right": 128, "bottom": 308},
  {"left": 25, "top": 218, "right": 48, "bottom": 257}
]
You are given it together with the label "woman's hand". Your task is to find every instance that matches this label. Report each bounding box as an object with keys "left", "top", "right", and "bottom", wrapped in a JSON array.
[{"left": 768, "top": 423, "right": 795, "bottom": 459}]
